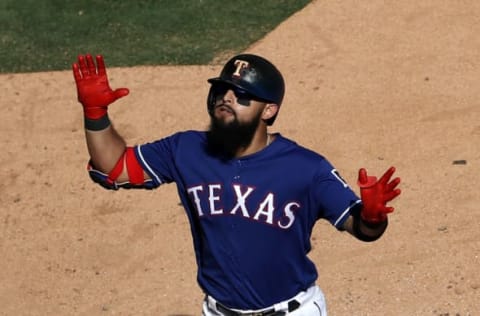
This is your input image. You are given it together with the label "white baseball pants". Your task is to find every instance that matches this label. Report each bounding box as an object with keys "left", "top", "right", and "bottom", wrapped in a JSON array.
[{"left": 202, "top": 284, "right": 328, "bottom": 316}]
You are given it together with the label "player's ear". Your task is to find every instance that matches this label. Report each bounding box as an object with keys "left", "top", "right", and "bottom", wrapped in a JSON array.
[{"left": 262, "top": 103, "right": 279, "bottom": 121}]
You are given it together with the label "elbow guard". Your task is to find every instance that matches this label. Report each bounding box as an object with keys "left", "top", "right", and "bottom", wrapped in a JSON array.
[{"left": 87, "top": 147, "right": 155, "bottom": 190}]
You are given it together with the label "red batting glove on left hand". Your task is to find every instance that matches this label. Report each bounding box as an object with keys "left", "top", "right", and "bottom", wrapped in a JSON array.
[
  {"left": 358, "top": 166, "right": 401, "bottom": 223},
  {"left": 72, "top": 54, "right": 129, "bottom": 119}
]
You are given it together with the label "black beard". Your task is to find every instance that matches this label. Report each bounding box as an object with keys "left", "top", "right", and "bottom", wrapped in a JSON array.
[{"left": 207, "top": 111, "right": 262, "bottom": 158}]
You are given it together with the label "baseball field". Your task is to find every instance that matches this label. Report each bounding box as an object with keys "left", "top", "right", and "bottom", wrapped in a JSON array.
[{"left": 1, "top": 0, "right": 479, "bottom": 315}]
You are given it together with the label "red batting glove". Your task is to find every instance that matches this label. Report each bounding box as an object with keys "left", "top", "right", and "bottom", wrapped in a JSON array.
[
  {"left": 72, "top": 54, "right": 129, "bottom": 119},
  {"left": 357, "top": 166, "right": 401, "bottom": 223}
]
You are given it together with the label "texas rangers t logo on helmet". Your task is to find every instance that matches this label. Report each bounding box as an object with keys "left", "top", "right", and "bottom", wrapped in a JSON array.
[{"left": 233, "top": 60, "right": 249, "bottom": 78}]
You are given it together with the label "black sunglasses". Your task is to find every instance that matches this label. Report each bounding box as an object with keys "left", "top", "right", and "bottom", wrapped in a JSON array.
[{"left": 211, "top": 83, "right": 261, "bottom": 106}]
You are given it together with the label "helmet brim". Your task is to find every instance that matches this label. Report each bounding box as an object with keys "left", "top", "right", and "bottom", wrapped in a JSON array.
[{"left": 207, "top": 77, "right": 272, "bottom": 103}]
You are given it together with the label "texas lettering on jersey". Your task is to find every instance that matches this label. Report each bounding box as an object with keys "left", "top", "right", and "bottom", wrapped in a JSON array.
[{"left": 187, "top": 183, "right": 300, "bottom": 229}]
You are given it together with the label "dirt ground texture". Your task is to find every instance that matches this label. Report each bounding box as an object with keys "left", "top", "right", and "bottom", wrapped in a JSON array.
[{"left": 1, "top": 0, "right": 479, "bottom": 315}]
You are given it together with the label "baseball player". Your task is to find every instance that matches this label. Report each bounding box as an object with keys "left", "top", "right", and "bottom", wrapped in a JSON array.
[{"left": 73, "top": 53, "right": 401, "bottom": 315}]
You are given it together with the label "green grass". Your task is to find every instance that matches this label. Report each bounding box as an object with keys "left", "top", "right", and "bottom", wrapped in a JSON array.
[{"left": 0, "top": 0, "right": 310, "bottom": 73}]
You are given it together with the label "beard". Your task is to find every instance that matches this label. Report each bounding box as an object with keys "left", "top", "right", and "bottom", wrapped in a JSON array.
[{"left": 206, "top": 109, "right": 262, "bottom": 158}]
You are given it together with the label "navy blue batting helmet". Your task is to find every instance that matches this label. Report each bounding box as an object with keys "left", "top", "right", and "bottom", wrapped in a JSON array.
[{"left": 207, "top": 54, "right": 285, "bottom": 125}]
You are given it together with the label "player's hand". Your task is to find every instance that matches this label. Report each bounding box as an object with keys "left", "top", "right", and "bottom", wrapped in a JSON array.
[
  {"left": 72, "top": 54, "right": 129, "bottom": 119},
  {"left": 357, "top": 166, "right": 401, "bottom": 223}
]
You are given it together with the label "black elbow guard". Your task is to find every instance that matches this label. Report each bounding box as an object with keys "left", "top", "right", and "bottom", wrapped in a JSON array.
[{"left": 88, "top": 166, "right": 120, "bottom": 190}]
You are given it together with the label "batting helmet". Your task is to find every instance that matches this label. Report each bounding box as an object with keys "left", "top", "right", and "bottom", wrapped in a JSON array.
[{"left": 207, "top": 54, "right": 285, "bottom": 125}]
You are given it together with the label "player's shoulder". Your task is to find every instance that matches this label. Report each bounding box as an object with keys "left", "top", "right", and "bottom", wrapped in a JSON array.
[
  {"left": 156, "top": 130, "right": 206, "bottom": 144},
  {"left": 273, "top": 134, "right": 335, "bottom": 172},
  {"left": 173, "top": 130, "right": 206, "bottom": 140},
  {"left": 275, "top": 134, "right": 327, "bottom": 161},
  {"left": 137, "top": 130, "right": 206, "bottom": 153}
]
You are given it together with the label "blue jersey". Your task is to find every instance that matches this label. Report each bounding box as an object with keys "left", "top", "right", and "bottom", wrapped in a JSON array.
[{"left": 134, "top": 131, "right": 361, "bottom": 309}]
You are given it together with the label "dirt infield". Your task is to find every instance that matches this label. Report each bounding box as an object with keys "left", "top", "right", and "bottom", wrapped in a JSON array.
[{"left": 1, "top": 0, "right": 479, "bottom": 315}]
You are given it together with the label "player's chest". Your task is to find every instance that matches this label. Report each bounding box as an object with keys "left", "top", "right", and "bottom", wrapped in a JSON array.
[{"left": 180, "top": 159, "right": 308, "bottom": 229}]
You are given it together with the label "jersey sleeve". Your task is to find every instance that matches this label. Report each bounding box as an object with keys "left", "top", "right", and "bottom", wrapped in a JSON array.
[
  {"left": 134, "top": 133, "right": 182, "bottom": 188},
  {"left": 312, "top": 162, "right": 361, "bottom": 230}
]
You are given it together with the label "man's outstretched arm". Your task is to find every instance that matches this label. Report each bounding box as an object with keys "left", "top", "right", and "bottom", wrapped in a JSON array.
[
  {"left": 73, "top": 54, "right": 145, "bottom": 186},
  {"left": 344, "top": 167, "right": 401, "bottom": 241}
]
